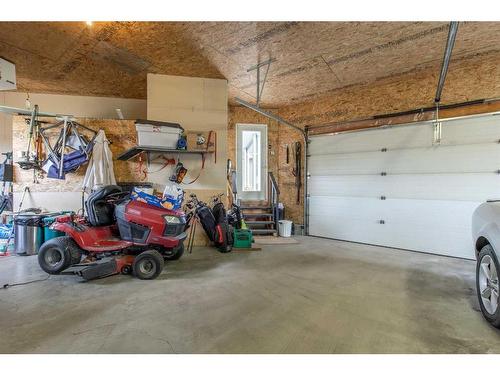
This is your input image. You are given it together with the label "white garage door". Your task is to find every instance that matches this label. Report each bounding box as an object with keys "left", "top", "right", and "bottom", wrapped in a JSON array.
[{"left": 308, "top": 114, "right": 500, "bottom": 259}]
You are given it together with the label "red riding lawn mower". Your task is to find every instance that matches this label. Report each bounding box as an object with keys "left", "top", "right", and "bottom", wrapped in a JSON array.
[{"left": 37, "top": 185, "right": 187, "bottom": 280}]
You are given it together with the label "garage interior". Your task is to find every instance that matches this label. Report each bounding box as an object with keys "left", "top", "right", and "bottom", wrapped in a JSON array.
[{"left": 0, "top": 21, "right": 500, "bottom": 353}]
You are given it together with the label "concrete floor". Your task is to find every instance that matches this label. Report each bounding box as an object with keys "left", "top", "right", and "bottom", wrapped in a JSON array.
[{"left": 0, "top": 236, "right": 499, "bottom": 353}]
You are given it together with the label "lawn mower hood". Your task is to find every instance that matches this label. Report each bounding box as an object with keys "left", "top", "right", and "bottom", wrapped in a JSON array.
[{"left": 115, "top": 199, "right": 187, "bottom": 247}]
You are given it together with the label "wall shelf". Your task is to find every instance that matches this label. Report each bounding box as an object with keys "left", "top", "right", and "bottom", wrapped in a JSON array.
[{"left": 117, "top": 146, "right": 214, "bottom": 161}]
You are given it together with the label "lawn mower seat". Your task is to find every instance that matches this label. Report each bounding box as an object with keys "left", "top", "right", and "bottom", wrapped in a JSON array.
[{"left": 86, "top": 185, "right": 122, "bottom": 226}]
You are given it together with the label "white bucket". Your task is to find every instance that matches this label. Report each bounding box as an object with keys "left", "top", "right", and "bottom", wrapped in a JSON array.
[{"left": 278, "top": 220, "right": 293, "bottom": 237}]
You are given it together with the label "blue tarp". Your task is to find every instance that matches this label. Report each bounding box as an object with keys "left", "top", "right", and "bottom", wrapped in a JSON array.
[{"left": 0, "top": 224, "right": 13, "bottom": 239}]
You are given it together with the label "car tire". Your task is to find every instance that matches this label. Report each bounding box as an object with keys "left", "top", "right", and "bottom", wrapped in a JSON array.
[
  {"left": 476, "top": 244, "right": 500, "bottom": 327},
  {"left": 132, "top": 250, "right": 164, "bottom": 280},
  {"left": 164, "top": 243, "right": 184, "bottom": 261},
  {"left": 38, "top": 236, "right": 79, "bottom": 274}
]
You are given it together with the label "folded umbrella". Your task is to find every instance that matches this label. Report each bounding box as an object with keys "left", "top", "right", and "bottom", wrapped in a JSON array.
[{"left": 82, "top": 130, "right": 116, "bottom": 193}]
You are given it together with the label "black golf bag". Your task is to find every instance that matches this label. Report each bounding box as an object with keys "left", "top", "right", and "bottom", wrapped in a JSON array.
[
  {"left": 189, "top": 198, "right": 232, "bottom": 253},
  {"left": 196, "top": 204, "right": 218, "bottom": 242},
  {"left": 227, "top": 203, "right": 242, "bottom": 230},
  {"left": 212, "top": 201, "right": 233, "bottom": 253}
]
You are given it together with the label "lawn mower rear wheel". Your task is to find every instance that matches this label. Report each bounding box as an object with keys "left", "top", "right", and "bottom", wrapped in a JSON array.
[{"left": 38, "top": 236, "right": 82, "bottom": 274}]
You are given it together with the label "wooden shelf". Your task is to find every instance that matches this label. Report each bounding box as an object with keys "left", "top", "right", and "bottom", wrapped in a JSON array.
[{"left": 117, "top": 146, "right": 213, "bottom": 161}]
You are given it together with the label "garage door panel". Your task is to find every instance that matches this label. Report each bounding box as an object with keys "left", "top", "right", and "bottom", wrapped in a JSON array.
[
  {"left": 377, "top": 221, "right": 473, "bottom": 258},
  {"left": 309, "top": 115, "right": 500, "bottom": 155},
  {"left": 308, "top": 143, "right": 499, "bottom": 175},
  {"left": 309, "top": 196, "right": 384, "bottom": 221},
  {"left": 309, "top": 125, "right": 432, "bottom": 154},
  {"left": 308, "top": 174, "right": 500, "bottom": 201},
  {"left": 308, "top": 198, "right": 388, "bottom": 245},
  {"left": 309, "top": 196, "right": 477, "bottom": 258},
  {"left": 440, "top": 116, "right": 500, "bottom": 146}
]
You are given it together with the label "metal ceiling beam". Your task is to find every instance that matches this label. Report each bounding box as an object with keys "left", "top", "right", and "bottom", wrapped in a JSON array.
[
  {"left": 246, "top": 58, "right": 275, "bottom": 107},
  {"left": 0, "top": 105, "right": 73, "bottom": 120},
  {"left": 235, "top": 97, "right": 306, "bottom": 137},
  {"left": 435, "top": 21, "right": 459, "bottom": 103}
]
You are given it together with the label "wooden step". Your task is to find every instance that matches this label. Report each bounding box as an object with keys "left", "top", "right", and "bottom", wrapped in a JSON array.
[
  {"left": 245, "top": 220, "right": 275, "bottom": 225},
  {"left": 240, "top": 206, "right": 271, "bottom": 210},
  {"left": 250, "top": 229, "right": 277, "bottom": 235},
  {"left": 243, "top": 213, "right": 274, "bottom": 219}
]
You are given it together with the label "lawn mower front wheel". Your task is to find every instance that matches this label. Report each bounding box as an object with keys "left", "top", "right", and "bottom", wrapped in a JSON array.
[{"left": 132, "top": 250, "right": 164, "bottom": 280}]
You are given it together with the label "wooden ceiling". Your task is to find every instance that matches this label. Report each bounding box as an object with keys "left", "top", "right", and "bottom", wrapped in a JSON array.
[{"left": 0, "top": 21, "right": 499, "bottom": 106}]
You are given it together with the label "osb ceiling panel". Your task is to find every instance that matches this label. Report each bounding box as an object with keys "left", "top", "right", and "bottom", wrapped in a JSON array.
[{"left": 0, "top": 21, "right": 498, "bottom": 106}]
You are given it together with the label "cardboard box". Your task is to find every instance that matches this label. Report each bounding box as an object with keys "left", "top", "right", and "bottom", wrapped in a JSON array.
[{"left": 130, "top": 187, "right": 184, "bottom": 210}]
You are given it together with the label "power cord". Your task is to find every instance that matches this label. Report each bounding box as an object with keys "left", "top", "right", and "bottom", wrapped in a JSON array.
[{"left": 2, "top": 275, "right": 51, "bottom": 289}]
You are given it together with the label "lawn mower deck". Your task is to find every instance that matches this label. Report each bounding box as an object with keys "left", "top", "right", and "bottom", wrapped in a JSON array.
[{"left": 61, "top": 255, "right": 135, "bottom": 280}]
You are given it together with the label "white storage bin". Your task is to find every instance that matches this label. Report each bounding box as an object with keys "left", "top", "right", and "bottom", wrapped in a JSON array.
[
  {"left": 278, "top": 220, "right": 293, "bottom": 237},
  {"left": 135, "top": 119, "right": 183, "bottom": 148}
]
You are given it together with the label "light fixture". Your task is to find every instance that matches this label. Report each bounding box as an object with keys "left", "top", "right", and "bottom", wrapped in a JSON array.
[{"left": 85, "top": 21, "right": 93, "bottom": 26}]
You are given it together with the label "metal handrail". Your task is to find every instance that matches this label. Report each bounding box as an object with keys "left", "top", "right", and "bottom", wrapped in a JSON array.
[
  {"left": 268, "top": 172, "right": 280, "bottom": 229},
  {"left": 268, "top": 171, "right": 280, "bottom": 196}
]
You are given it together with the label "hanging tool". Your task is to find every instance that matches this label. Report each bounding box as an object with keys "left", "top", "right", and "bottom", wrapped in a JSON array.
[
  {"left": 18, "top": 105, "right": 42, "bottom": 171},
  {"left": 292, "top": 141, "right": 302, "bottom": 204},
  {"left": 170, "top": 161, "right": 188, "bottom": 184},
  {"left": 206, "top": 130, "right": 217, "bottom": 164},
  {"left": 285, "top": 144, "right": 290, "bottom": 164},
  {"left": 181, "top": 154, "right": 207, "bottom": 185}
]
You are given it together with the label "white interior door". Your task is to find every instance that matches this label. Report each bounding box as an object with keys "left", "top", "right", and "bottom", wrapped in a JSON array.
[
  {"left": 236, "top": 124, "right": 267, "bottom": 201},
  {"left": 307, "top": 114, "right": 500, "bottom": 259}
]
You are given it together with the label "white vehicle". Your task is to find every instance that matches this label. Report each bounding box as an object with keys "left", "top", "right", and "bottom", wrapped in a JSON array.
[{"left": 472, "top": 200, "right": 500, "bottom": 327}]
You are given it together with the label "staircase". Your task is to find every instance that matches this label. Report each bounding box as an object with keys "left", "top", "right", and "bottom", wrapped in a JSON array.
[{"left": 240, "top": 172, "right": 280, "bottom": 236}]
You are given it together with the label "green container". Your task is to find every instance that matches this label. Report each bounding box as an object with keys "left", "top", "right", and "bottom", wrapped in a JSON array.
[
  {"left": 233, "top": 228, "right": 253, "bottom": 248},
  {"left": 42, "top": 216, "right": 65, "bottom": 242}
]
